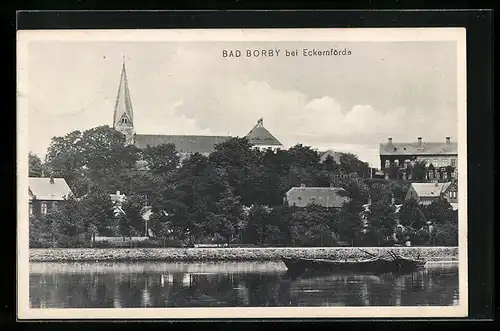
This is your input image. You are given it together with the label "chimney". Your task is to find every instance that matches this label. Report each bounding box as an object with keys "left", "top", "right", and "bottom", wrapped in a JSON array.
[
  {"left": 387, "top": 137, "right": 393, "bottom": 144},
  {"left": 49, "top": 175, "right": 54, "bottom": 184},
  {"left": 257, "top": 118, "right": 263, "bottom": 127},
  {"left": 417, "top": 137, "right": 422, "bottom": 144},
  {"left": 300, "top": 183, "right": 306, "bottom": 188},
  {"left": 116, "top": 191, "right": 121, "bottom": 196},
  {"left": 446, "top": 137, "right": 451, "bottom": 143}
]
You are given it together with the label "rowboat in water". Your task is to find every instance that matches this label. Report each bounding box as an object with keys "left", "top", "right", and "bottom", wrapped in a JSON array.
[{"left": 282, "top": 250, "right": 426, "bottom": 276}]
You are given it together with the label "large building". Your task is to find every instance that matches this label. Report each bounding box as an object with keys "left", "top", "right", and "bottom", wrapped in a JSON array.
[
  {"left": 379, "top": 137, "right": 458, "bottom": 180},
  {"left": 113, "top": 59, "right": 283, "bottom": 159}
]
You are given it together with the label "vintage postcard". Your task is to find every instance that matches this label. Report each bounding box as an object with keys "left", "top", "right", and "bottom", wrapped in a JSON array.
[{"left": 17, "top": 28, "right": 468, "bottom": 319}]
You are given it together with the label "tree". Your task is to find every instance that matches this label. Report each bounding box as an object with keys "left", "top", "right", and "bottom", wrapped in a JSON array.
[
  {"left": 142, "top": 143, "right": 180, "bottom": 174},
  {"left": 243, "top": 205, "right": 271, "bottom": 245},
  {"left": 411, "top": 160, "right": 428, "bottom": 181},
  {"left": 289, "top": 208, "right": 335, "bottom": 247},
  {"left": 423, "top": 199, "right": 455, "bottom": 226},
  {"left": 29, "top": 152, "right": 46, "bottom": 177},
  {"left": 366, "top": 199, "right": 397, "bottom": 246},
  {"left": 334, "top": 178, "right": 369, "bottom": 245},
  {"left": 78, "top": 187, "right": 116, "bottom": 243},
  {"left": 44, "top": 130, "right": 86, "bottom": 184},
  {"left": 45, "top": 125, "right": 141, "bottom": 195},
  {"left": 207, "top": 186, "right": 245, "bottom": 244},
  {"left": 369, "top": 182, "right": 391, "bottom": 203},
  {"left": 338, "top": 153, "right": 370, "bottom": 177},
  {"left": 432, "top": 211, "right": 459, "bottom": 246},
  {"left": 388, "top": 181, "right": 410, "bottom": 204},
  {"left": 287, "top": 144, "right": 320, "bottom": 168},
  {"left": 398, "top": 198, "right": 426, "bottom": 230},
  {"left": 322, "top": 154, "right": 340, "bottom": 172},
  {"left": 118, "top": 194, "right": 147, "bottom": 239}
]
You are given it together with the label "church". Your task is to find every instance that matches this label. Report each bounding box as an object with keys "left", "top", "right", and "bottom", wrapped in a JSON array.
[{"left": 112, "top": 59, "right": 284, "bottom": 160}]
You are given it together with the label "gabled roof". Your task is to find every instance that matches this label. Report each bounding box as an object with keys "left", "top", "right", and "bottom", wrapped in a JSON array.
[
  {"left": 28, "top": 177, "right": 73, "bottom": 201},
  {"left": 286, "top": 186, "right": 348, "bottom": 208},
  {"left": 380, "top": 142, "right": 457, "bottom": 156},
  {"left": 245, "top": 118, "right": 283, "bottom": 147},
  {"left": 410, "top": 182, "right": 452, "bottom": 198},
  {"left": 134, "top": 134, "right": 232, "bottom": 154}
]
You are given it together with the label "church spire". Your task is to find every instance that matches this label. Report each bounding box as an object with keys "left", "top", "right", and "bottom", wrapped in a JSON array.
[{"left": 113, "top": 55, "right": 135, "bottom": 145}]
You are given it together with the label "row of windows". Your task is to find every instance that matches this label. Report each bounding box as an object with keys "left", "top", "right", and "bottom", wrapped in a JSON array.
[
  {"left": 384, "top": 158, "right": 457, "bottom": 168},
  {"left": 449, "top": 191, "right": 457, "bottom": 199},
  {"left": 29, "top": 202, "right": 58, "bottom": 216}
]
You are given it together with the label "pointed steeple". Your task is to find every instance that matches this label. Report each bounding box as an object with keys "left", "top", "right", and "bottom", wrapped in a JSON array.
[{"left": 113, "top": 56, "right": 135, "bottom": 145}]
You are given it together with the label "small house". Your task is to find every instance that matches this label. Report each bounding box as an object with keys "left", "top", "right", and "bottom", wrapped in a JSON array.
[
  {"left": 405, "top": 181, "right": 458, "bottom": 207},
  {"left": 285, "top": 185, "right": 349, "bottom": 208},
  {"left": 28, "top": 177, "right": 73, "bottom": 217}
]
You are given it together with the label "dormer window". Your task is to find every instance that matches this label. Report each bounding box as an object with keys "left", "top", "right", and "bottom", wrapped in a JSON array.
[{"left": 119, "top": 113, "right": 131, "bottom": 125}]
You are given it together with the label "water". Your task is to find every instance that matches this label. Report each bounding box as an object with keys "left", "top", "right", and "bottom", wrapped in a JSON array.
[{"left": 29, "top": 261, "right": 459, "bottom": 308}]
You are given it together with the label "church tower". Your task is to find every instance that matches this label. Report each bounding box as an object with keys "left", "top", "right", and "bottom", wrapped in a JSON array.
[{"left": 113, "top": 56, "right": 135, "bottom": 145}]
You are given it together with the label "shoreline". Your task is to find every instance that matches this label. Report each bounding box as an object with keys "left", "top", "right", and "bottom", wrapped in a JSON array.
[{"left": 29, "top": 246, "right": 459, "bottom": 263}]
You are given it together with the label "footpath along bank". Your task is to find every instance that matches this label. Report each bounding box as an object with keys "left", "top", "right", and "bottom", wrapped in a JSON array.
[{"left": 30, "top": 247, "right": 458, "bottom": 263}]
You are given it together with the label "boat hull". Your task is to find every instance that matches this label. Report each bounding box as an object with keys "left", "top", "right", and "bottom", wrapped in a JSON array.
[{"left": 282, "top": 257, "right": 426, "bottom": 276}]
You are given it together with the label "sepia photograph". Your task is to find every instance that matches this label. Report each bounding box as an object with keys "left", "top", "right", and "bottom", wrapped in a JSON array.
[{"left": 17, "top": 28, "right": 467, "bottom": 319}]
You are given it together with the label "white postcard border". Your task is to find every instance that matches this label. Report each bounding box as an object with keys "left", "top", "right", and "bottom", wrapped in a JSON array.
[{"left": 17, "top": 27, "right": 468, "bottom": 320}]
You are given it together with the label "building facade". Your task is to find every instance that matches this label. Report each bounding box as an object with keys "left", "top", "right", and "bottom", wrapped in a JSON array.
[
  {"left": 28, "top": 177, "right": 73, "bottom": 217},
  {"left": 379, "top": 137, "right": 458, "bottom": 180},
  {"left": 112, "top": 59, "right": 283, "bottom": 160}
]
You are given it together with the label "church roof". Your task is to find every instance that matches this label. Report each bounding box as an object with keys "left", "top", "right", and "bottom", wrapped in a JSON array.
[
  {"left": 380, "top": 138, "right": 457, "bottom": 156},
  {"left": 113, "top": 60, "right": 134, "bottom": 128},
  {"left": 29, "top": 177, "right": 73, "bottom": 201},
  {"left": 245, "top": 118, "right": 283, "bottom": 146},
  {"left": 134, "top": 134, "right": 232, "bottom": 154}
]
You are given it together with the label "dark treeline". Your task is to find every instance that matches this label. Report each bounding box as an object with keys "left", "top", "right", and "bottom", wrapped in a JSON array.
[{"left": 29, "top": 126, "right": 458, "bottom": 248}]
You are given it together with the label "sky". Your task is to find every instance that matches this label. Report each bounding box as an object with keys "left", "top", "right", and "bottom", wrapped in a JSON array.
[{"left": 25, "top": 40, "right": 458, "bottom": 168}]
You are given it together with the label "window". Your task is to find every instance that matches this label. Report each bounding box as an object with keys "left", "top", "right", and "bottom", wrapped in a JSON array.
[
  {"left": 41, "top": 202, "right": 47, "bottom": 215},
  {"left": 385, "top": 159, "right": 390, "bottom": 168},
  {"left": 451, "top": 158, "right": 457, "bottom": 167},
  {"left": 29, "top": 202, "right": 33, "bottom": 216},
  {"left": 52, "top": 201, "right": 58, "bottom": 210},
  {"left": 394, "top": 159, "right": 400, "bottom": 167}
]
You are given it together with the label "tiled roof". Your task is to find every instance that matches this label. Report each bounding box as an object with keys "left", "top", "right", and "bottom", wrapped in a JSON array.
[
  {"left": 28, "top": 177, "right": 73, "bottom": 201},
  {"left": 379, "top": 142, "right": 457, "bottom": 156},
  {"left": 286, "top": 187, "right": 348, "bottom": 208},
  {"left": 245, "top": 118, "right": 283, "bottom": 147},
  {"left": 134, "top": 134, "right": 232, "bottom": 154},
  {"left": 410, "top": 182, "right": 452, "bottom": 198}
]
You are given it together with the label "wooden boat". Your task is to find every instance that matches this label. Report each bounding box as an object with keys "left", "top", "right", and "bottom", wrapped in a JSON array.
[{"left": 282, "top": 250, "right": 426, "bottom": 276}]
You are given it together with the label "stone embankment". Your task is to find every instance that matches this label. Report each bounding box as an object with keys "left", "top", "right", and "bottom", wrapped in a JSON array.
[{"left": 30, "top": 246, "right": 458, "bottom": 263}]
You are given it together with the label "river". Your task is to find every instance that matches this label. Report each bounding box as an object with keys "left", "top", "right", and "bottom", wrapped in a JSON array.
[{"left": 29, "top": 261, "right": 459, "bottom": 308}]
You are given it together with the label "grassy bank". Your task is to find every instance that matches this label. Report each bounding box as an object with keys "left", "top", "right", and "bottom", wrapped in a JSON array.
[{"left": 29, "top": 246, "right": 458, "bottom": 263}]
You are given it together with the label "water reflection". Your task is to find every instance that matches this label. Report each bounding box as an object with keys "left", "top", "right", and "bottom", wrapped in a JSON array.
[{"left": 29, "top": 261, "right": 459, "bottom": 308}]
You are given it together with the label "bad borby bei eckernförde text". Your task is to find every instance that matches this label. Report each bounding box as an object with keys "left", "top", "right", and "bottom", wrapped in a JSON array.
[{"left": 222, "top": 47, "right": 352, "bottom": 58}]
